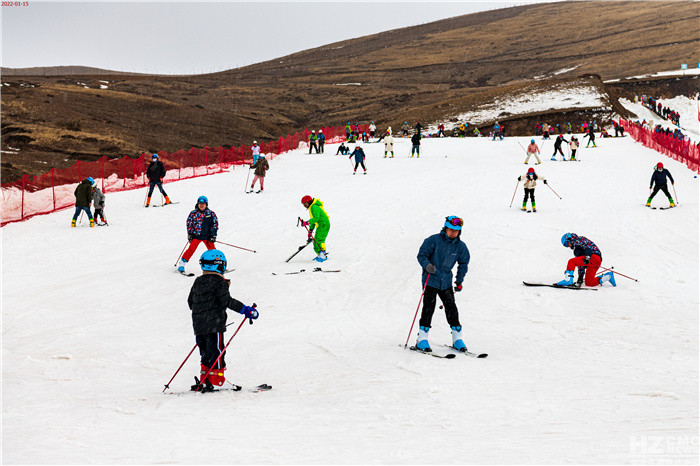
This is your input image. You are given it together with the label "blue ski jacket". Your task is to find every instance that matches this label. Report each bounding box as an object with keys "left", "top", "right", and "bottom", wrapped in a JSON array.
[
  {"left": 417, "top": 230, "right": 470, "bottom": 290},
  {"left": 350, "top": 147, "right": 366, "bottom": 163}
]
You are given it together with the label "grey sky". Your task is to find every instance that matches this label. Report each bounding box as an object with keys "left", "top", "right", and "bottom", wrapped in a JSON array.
[{"left": 2, "top": 1, "right": 541, "bottom": 75}]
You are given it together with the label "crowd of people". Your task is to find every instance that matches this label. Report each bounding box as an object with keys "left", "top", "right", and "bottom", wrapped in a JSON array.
[{"left": 641, "top": 95, "right": 681, "bottom": 126}]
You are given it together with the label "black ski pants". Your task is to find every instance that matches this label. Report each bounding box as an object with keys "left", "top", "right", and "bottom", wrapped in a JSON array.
[
  {"left": 196, "top": 332, "right": 226, "bottom": 369},
  {"left": 649, "top": 184, "right": 672, "bottom": 201},
  {"left": 553, "top": 145, "right": 564, "bottom": 157},
  {"left": 354, "top": 161, "right": 366, "bottom": 171},
  {"left": 309, "top": 142, "right": 319, "bottom": 154},
  {"left": 523, "top": 188, "right": 535, "bottom": 205},
  {"left": 419, "top": 285, "right": 461, "bottom": 328}
]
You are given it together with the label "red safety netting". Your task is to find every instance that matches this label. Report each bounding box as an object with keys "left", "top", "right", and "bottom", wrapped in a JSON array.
[
  {"left": 619, "top": 119, "right": 700, "bottom": 173},
  {"left": 1, "top": 124, "right": 367, "bottom": 226}
]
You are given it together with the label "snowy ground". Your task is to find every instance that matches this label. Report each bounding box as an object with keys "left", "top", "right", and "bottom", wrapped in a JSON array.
[
  {"left": 2, "top": 135, "right": 698, "bottom": 464},
  {"left": 619, "top": 96, "right": 700, "bottom": 143}
]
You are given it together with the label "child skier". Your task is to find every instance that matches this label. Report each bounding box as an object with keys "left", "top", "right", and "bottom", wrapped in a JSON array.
[
  {"left": 251, "top": 141, "right": 260, "bottom": 164},
  {"left": 349, "top": 142, "right": 367, "bottom": 174},
  {"left": 145, "top": 154, "right": 172, "bottom": 207},
  {"left": 584, "top": 126, "right": 597, "bottom": 147},
  {"left": 524, "top": 139, "right": 541, "bottom": 164},
  {"left": 646, "top": 162, "right": 675, "bottom": 208},
  {"left": 318, "top": 130, "right": 325, "bottom": 153},
  {"left": 187, "top": 249, "right": 259, "bottom": 392},
  {"left": 384, "top": 133, "right": 394, "bottom": 158},
  {"left": 569, "top": 136, "right": 580, "bottom": 161},
  {"left": 336, "top": 142, "right": 350, "bottom": 155},
  {"left": 177, "top": 196, "right": 218, "bottom": 274},
  {"left": 300, "top": 195, "right": 330, "bottom": 262},
  {"left": 557, "top": 233, "right": 616, "bottom": 288},
  {"left": 71, "top": 177, "right": 95, "bottom": 228},
  {"left": 92, "top": 184, "right": 107, "bottom": 226},
  {"left": 551, "top": 134, "right": 569, "bottom": 161},
  {"left": 308, "top": 131, "right": 319, "bottom": 154},
  {"left": 518, "top": 167, "right": 546, "bottom": 212},
  {"left": 410, "top": 132, "right": 421, "bottom": 157},
  {"left": 415, "top": 216, "right": 471, "bottom": 352},
  {"left": 249, "top": 154, "right": 269, "bottom": 193}
]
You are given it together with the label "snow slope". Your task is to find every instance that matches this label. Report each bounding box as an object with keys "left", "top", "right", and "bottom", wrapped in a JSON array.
[
  {"left": 620, "top": 96, "right": 700, "bottom": 143},
  {"left": 2, "top": 135, "right": 698, "bottom": 464}
]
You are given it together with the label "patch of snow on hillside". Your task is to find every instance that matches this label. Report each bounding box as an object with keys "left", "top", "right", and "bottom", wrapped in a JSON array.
[
  {"left": 604, "top": 67, "right": 700, "bottom": 83},
  {"left": 334, "top": 83, "right": 362, "bottom": 86},
  {"left": 553, "top": 65, "right": 581, "bottom": 75}
]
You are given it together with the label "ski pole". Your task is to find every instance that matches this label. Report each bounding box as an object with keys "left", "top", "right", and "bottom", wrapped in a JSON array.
[
  {"left": 509, "top": 180, "right": 520, "bottom": 208},
  {"left": 517, "top": 141, "right": 527, "bottom": 154},
  {"left": 79, "top": 210, "right": 84, "bottom": 225},
  {"left": 244, "top": 166, "right": 252, "bottom": 193},
  {"left": 598, "top": 266, "right": 638, "bottom": 282},
  {"left": 143, "top": 191, "right": 149, "bottom": 207},
  {"left": 215, "top": 240, "right": 256, "bottom": 253},
  {"left": 545, "top": 182, "right": 562, "bottom": 199},
  {"left": 404, "top": 274, "right": 431, "bottom": 349},
  {"left": 173, "top": 241, "right": 190, "bottom": 267},
  {"left": 299, "top": 217, "right": 323, "bottom": 251},
  {"left": 196, "top": 305, "right": 256, "bottom": 392},
  {"left": 672, "top": 184, "right": 679, "bottom": 204}
]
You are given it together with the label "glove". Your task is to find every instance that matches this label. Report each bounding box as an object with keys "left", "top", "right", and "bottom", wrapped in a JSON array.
[
  {"left": 241, "top": 305, "right": 259, "bottom": 320},
  {"left": 209, "top": 236, "right": 216, "bottom": 243},
  {"left": 187, "top": 234, "right": 193, "bottom": 241},
  {"left": 543, "top": 180, "right": 548, "bottom": 184},
  {"left": 454, "top": 282, "right": 463, "bottom": 292},
  {"left": 300, "top": 220, "right": 309, "bottom": 227},
  {"left": 307, "top": 230, "right": 313, "bottom": 240},
  {"left": 425, "top": 263, "right": 437, "bottom": 274},
  {"left": 584, "top": 255, "right": 591, "bottom": 265},
  {"left": 517, "top": 176, "right": 521, "bottom": 181}
]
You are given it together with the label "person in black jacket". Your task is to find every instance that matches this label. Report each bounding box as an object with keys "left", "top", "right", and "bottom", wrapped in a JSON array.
[
  {"left": 410, "top": 132, "right": 421, "bottom": 158},
  {"left": 187, "top": 249, "right": 259, "bottom": 392},
  {"left": 71, "top": 177, "right": 95, "bottom": 228},
  {"left": 646, "top": 162, "right": 675, "bottom": 208},
  {"left": 145, "top": 154, "right": 171, "bottom": 207},
  {"left": 551, "top": 134, "right": 569, "bottom": 161}
]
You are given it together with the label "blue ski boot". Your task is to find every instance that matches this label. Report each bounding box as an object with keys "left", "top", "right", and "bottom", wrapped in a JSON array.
[
  {"left": 312, "top": 250, "right": 328, "bottom": 262},
  {"left": 416, "top": 326, "right": 431, "bottom": 352},
  {"left": 555, "top": 270, "right": 574, "bottom": 286},
  {"left": 177, "top": 258, "right": 188, "bottom": 273},
  {"left": 451, "top": 326, "right": 467, "bottom": 352},
  {"left": 599, "top": 271, "right": 616, "bottom": 287}
]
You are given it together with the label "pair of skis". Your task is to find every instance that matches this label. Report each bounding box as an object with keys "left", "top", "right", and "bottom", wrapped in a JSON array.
[
  {"left": 407, "top": 345, "right": 488, "bottom": 359},
  {"left": 522, "top": 281, "right": 597, "bottom": 291},
  {"left": 272, "top": 267, "right": 340, "bottom": 276}
]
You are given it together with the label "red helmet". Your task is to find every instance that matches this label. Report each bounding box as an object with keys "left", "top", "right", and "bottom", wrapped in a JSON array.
[
  {"left": 527, "top": 167, "right": 535, "bottom": 173},
  {"left": 301, "top": 195, "right": 313, "bottom": 205},
  {"left": 656, "top": 162, "right": 664, "bottom": 170}
]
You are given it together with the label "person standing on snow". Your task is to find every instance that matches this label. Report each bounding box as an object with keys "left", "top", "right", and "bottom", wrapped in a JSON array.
[
  {"left": 415, "top": 216, "right": 471, "bottom": 352},
  {"left": 308, "top": 130, "right": 319, "bottom": 154},
  {"left": 556, "top": 233, "right": 616, "bottom": 288},
  {"left": 551, "top": 134, "right": 569, "bottom": 161},
  {"left": 541, "top": 123, "right": 550, "bottom": 139},
  {"left": 251, "top": 141, "right": 261, "bottom": 164},
  {"left": 145, "top": 154, "right": 172, "bottom": 207},
  {"left": 71, "top": 177, "right": 95, "bottom": 228},
  {"left": 383, "top": 133, "right": 395, "bottom": 158},
  {"left": 92, "top": 184, "right": 107, "bottom": 226},
  {"left": 177, "top": 196, "right": 219, "bottom": 273},
  {"left": 369, "top": 121, "right": 376, "bottom": 138},
  {"left": 518, "top": 167, "right": 546, "bottom": 212},
  {"left": 300, "top": 195, "right": 331, "bottom": 262},
  {"left": 349, "top": 142, "right": 367, "bottom": 174},
  {"left": 569, "top": 136, "right": 580, "bottom": 161},
  {"left": 583, "top": 125, "right": 597, "bottom": 147},
  {"left": 402, "top": 121, "right": 410, "bottom": 137},
  {"left": 187, "top": 249, "right": 259, "bottom": 392},
  {"left": 318, "top": 130, "right": 326, "bottom": 153},
  {"left": 410, "top": 132, "right": 421, "bottom": 157},
  {"left": 345, "top": 123, "right": 352, "bottom": 142},
  {"left": 524, "top": 139, "right": 541, "bottom": 164},
  {"left": 415, "top": 121, "right": 423, "bottom": 135},
  {"left": 250, "top": 154, "right": 269, "bottom": 193},
  {"left": 646, "top": 162, "right": 675, "bottom": 208}
]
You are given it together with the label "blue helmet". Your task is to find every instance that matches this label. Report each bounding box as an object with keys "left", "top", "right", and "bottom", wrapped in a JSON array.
[
  {"left": 197, "top": 196, "right": 208, "bottom": 205},
  {"left": 152, "top": 153, "right": 159, "bottom": 159},
  {"left": 561, "top": 233, "right": 573, "bottom": 247},
  {"left": 531, "top": 139, "right": 535, "bottom": 144},
  {"left": 445, "top": 216, "right": 463, "bottom": 231},
  {"left": 86, "top": 177, "right": 95, "bottom": 185},
  {"left": 199, "top": 249, "right": 227, "bottom": 274}
]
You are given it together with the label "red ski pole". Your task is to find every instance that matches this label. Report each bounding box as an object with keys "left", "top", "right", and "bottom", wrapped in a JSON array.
[
  {"left": 545, "top": 182, "right": 562, "bottom": 199},
  {"left": 598, "top": 266, "right": 638, "bottom": 282},
  {"left": 509, "top": 180, "right": 520, "bottom": 208},
  {"left": 299, "top": 217, "right": 323, "bottom": 251},
  {"left": 196, "top": 305, "right": 255, "bottom": 392},
  {"left": 215, "top": 240, "right": 256, "bottom": 253},
  {"left": 162, "top": 343, "right": 198, "bottom": 393},
  {"left": 404, "top": 274, "right": 431, "bottom": 349},
  {"left": 173, "top": 240, "right": 190, "bottom": 267}
]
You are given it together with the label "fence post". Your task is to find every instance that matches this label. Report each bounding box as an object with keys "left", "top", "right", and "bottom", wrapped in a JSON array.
[
  {"left": 178, "top": 149, "right": 181, "bottom": 179},
  {"left": 142, "top": 154, "right": 146, "bottom": 186},
  {"left": 191, "top": 147, "right": 195, "bottom": 178},
  {"left": 205, "top": 145, "right": 209, "bottom": 174},
  {"left": 77, "top": 160, "right": 81, "bottom": 183},
  {"left": 101, "top": 156, "right": 105, "bottom": 192},
  {"left": 123, "top": 155, "right": 127, "bottom": 188},
  {"left": 21, "top": 174, "right": 25, "bottom": 221},
  {"left": 51, "top": 168, "right": 56, "bottom": 211},
  {"left": 219, "top": 145, "right": 223, "bottom": 171}
]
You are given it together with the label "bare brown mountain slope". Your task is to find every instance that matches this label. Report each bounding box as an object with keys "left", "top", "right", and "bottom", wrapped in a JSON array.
[{"left": 2, "top": 1, "right": 699, "bottom": 182}]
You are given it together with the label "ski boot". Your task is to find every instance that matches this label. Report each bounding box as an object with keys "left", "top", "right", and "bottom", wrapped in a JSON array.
[
  {"left": 312, "top": 250, "right": 328, "bottom": 262},
  {"left": 416, "top": 326, "right": 431, "bottom": 352},
  {"left": 145, "top": 196, "right": 151, "bottom": 207},
  {"left": 669, "top": 198, "right": 675, "bottom": 208},
  {"left": 599, "top": 271, "right": 616, "bottom": 287},
  {"left": 71, "top": 220, "right": 76, "bottom": 228},
  {"left": 532, "top": 203, "right": 537, "bottom": 212},
  {"left": 555, "top": 270, "right": 574, "bottom": 286},
  {"left": 177, "top": 258, "right": 188, "bottom": 273},
  {"left": 164, "top": 196, "right": 172, "bottom": 205},
  {"left": 451, "top": 326, "right": 467, "bottom": 352},
  {"left": 89, "top": 219, "right": 95, "bottom": 228},
  {"left": 191, "top": 376, "right": 215, "bottom": 393}
]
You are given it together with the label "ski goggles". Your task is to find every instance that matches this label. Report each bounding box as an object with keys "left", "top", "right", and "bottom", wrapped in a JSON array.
[{"left": 445, "top": 216, "right": 463, "bottom": 227}]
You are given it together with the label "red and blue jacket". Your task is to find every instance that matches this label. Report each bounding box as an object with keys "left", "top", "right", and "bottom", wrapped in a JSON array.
[
  {"left": 187, "top": 207, "right": 218, "bottom": 240},
  {"left": 569, "top": 233, "right": 602, "bottom": 260}
]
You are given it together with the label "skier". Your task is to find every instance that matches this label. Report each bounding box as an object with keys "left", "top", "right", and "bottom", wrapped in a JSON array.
[
  {"left": 415, "top": 216, "right": 471, "bottom": 352},
  {"left": 415, "top": 121, "right": 423, "bottom": 135},
  {"left": 300, "top": 195, "right": 330, "bottom": 262},
  {"left": 308, "top": 130, "right": 319, "bottom": 154},
  {"left": 318, "top": 130, "right": 325, "bottom": 153},
  {"left": 336, "top": 142, "right": 350, "bottom": 155},
  {"left": 402, "top": 121, "right": 410, "bottom": 137},
  {"left": 557, "top": 233, "right": 616, "bottom": 287},
  {"left": 551, "top": 134, "right": 569, "bottom": 161},
  {"left": 569, "top": 136, "right": 580, "bottom": 161},
  {"left": 251, "top": 141, "right": 260, "bottom": 164},
  {"left": 145, "top": 154, "right": 172, "bottom": 207},
  {"left": 646, "top": 162, "right": 675, "bottom": 208},
  {"left": 583, "top": 125, "right": 597, "bottom": 147},
  {"left": 187, "top": 249, "right": 259, "bottom": 392},
  {"left": 542, "top": 123, "right": 550, "bottom": 139},
  {"left": 566, "top": 122, "right": 572, "bottom": 134},
  {"left": 524, "top": 139, "right": 541, "bottom": 164},
  {"left": 518, "top": 167, "right": 546, "bottom": 212},
  {"left": 92, "top": 183, "right": 107, "bottom": 226},
  {"left": 349, "top": 142, "right": 367, "bottom": 174},
  {"left": 369, "top": 121, "right": 376, "bottom": 138},
  {"left": 383, "top": 133, "right": 395, "bottom": 158},
  {"left": 177, "top": 196, "right": 218, "bottom": 273},
  {"left": 410, "top": 132, "right": 421, "bottom": 157},
  {"left": 345, "top": 122, "right": 352, "bottom": 141},
  {"left": 437, "top": 123, "right": 445, "bottom": 137},
  {"left": 250, "top": 154, "right": 269, "bottom": 193},
  {"left": 71, "top": 177, "right": 95, "bottom": 228},
  {"left": 492, "top": 122, "right": 503, "bottom": 141}
]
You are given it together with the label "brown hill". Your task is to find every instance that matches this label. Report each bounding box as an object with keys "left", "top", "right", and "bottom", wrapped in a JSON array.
[{"left": 2, "top": 0, "right": 699, "bottom": 183}]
